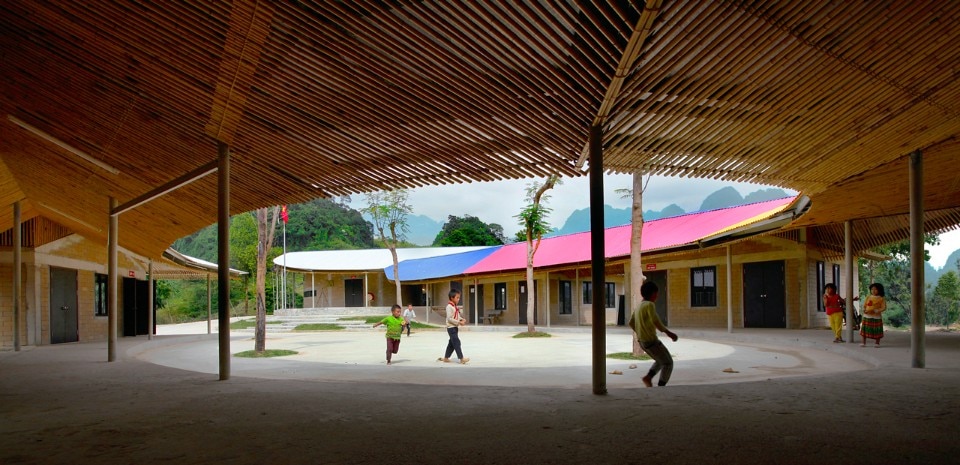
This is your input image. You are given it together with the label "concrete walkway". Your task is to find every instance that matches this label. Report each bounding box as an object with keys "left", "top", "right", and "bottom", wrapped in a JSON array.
[{"left": 2, "top": 323, "right": 959, "bottom": 464}]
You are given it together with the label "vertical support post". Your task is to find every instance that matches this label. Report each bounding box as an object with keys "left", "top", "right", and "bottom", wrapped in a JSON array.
[
  {"left": 217, "top": 142, "right": 231, "bottom": 380},
  {"left": 589, "top": 124, "right": 607, "bottom": 395},
  {"left": 473, "top": 278, "right": 478, "bottom": 326},
  {"left": 364, "top": 273, "right": 369, "bottom": 307},
  {"left": 311, "top": 272, "right": 316, "bottom": 308},
  {"left": 13, "top": 201, "right": 22, "bottom": 351},
  {"left": 207, "top": 274, "right": 213, "bottom": 334},
  {"left": 575, "top": 268, "right": 580, "bottom": 326},
  {"left": 726, "top": 245, "right": 733, "bottom": 333},
  {"left": 147, "top": 261, "right": 154, "bottom": 340},
  {"left": 909, "top": 150, "right": 925, "bottom": 368},
  {"left": 844, "top": 221, "right": 855, "bottom": 342},
  {"left": 108, "top": 197, "right": 118, "bottom": 362},
  {"left": 545, "top": 272, "right": 551, "bottom": 328}
]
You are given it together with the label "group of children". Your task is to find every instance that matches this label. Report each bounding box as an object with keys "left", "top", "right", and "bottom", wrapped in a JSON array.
[
  {"left": 370, "top": 281, "right": 888, "bottom": 385},
  {"left": 371, "top": 289, "right": 470, "bottom": 365},
  {"left": 823, "top": 282, "right": 887, "bottom": 347}
]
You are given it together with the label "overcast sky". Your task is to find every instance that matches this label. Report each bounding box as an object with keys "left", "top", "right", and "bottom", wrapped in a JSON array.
[{"left": 347, "top": 173, "right": 960, "bottom": 269}]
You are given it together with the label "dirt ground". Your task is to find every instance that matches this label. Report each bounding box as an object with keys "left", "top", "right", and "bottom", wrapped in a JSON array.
[{"left": 2, "top": 327, "right": 959, "bottom": 464}]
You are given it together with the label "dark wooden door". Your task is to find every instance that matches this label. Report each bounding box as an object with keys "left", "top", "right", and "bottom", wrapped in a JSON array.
[
  {"left": 49, "top": 267, "right": 78, "bottom": 344},
  {"left": 344, "top": 279, "right": 364, "bottom": 307},
  {"left": 645, "top": 271, "right": 669, "bottom": 326},
  {"left": 743, "top": 261, "right": 786, "bottom": 328},
  {"left": 518, "top": 281, "right": 538, "bottom": 325},
  {"left": 123, "top": 278, "right": 154, "bottom": 336},
  {"left": 467, "top": 284, "right": 484, "bottom": 324}
]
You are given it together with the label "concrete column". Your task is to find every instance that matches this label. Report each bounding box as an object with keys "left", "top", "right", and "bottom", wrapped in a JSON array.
[
  {"left": 108, "top": 197, "right": 118, "bottom": 362},
  {"left": 589, "top": 124, "right": 606, "bottom": 395},
  {"left": 909, "top": 151, "right": 925, "bottom": 368},
  {"left": 13, "top": 201, "right": 22, "bottom": 351},
  {"left": 217, "top": 142, "right": 231, "bottom": 380},
  {"left": 726, "top": 245, "right": 733, "bottom": 333},
  {"left": 844, "top": 221, "right": 855, "bottom": 342},
  {"left": 147, "top": 261, "right": 154, "bottom": 340},
  {"left": 207, "top": 274, "right": 212, "bottom": 334}
]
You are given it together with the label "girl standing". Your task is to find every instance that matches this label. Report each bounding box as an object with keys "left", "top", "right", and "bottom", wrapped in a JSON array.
[
  {"left": 823, "top": 283, "right": 845, "bottom": 343},
  {"left": 860, "top": 283, "right": 887, "bottom": 347}
]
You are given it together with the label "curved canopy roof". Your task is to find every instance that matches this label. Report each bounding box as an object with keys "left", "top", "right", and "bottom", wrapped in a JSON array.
[{"left": 2, "top": 1, "right": 960, "bottom": 260}]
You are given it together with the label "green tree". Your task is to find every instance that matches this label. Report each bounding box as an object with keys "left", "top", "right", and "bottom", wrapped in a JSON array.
[
  {"left": 927, "top": 270, "right": 960, "bottom": 326},
  {"left": 858, "top": 235, "right": 939, "bottom": 328},
  {"left": 254, "top": 206, "right": 281, "bottom": 352},
  {"left": 433, "top": 215, "right": 505, "bottom": 246},
  {"left": 363, "top": 190, "right": 413, "bottom": 306},
  {"left": 516, "top": 175, "right": 559, "bottom": 333}
]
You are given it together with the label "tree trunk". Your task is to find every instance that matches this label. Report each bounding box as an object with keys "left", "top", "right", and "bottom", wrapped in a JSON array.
[
  {"left": 630, "top": 172, "right": 645, "bottom": 357},
  {"left": 255, "top": 207, "right": 279, "bottom": 353},
  {"left": 526, "top": 239, "right": 536, "bottom": 332},
  {"left": 389, "top": 224, "right": 402, "bottom": 306}
]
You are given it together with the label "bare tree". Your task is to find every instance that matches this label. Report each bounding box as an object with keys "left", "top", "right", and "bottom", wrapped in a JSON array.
[
  {"left": 254, "top": 206, "right": 280, "bottom": 352},
  {"left": 516, "top": 175, "right": 559, "bottom": 333},
  {"left": 616, "top": 172, "right": 651, "bottom": 356},
  {"left": 363, "top": 190, "right": 412, "bottom": 306}
]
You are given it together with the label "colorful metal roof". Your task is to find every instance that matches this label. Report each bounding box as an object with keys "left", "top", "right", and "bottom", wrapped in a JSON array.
[
  {"left": 384, "top": 247, "right": 500, "bottom": 282},
  {"left": 464, "top": 197, "right": 796, "bottom": 275}
]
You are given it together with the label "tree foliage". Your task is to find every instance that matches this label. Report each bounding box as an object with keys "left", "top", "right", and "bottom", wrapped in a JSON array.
[
  {"left": 927, "top": 270, "right": 960, "bottom": 326},
  {"left": 516, "top": 175, "right": 559, "bottom": 332},
  {"left": 363, "top": 189, "right": 413, "bottom": 306},
  {"left": 164, "top": 199, "right": 375, "bottom": 324},
  {"left": 858, "top": 235, "right": 939, "bottom": 328},
  {"left": 433, "top": 215, "right": 505, "bottom": 246}
]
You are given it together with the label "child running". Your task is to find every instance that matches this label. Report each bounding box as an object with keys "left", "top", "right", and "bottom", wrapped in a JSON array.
[
  {"left": 372, "top": 304, "right": 405, "bottom": 365},
  {"left": 628, "top": 281, "right": 678, "bottom": 387},
  {"left": 860, "top": 283, "right": 887, "bottom": 347}
]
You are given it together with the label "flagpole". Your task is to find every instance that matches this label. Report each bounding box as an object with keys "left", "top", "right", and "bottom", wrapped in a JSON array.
[{"left": 283, "top": 218, "right": 287, "bottom": 310}]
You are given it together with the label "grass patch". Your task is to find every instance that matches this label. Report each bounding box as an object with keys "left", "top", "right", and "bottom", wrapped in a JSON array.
[
  {"left": 294, "top": 323, "right": 345, "bottom": 331},
  {"left": 512, "top": 331, "right": 552, "bottom": 338},
  {"left": 410, "top": 321, "right": 437, "bottom": 329},
  {"left": 229, "top": 319, "right": 281, "bottom": 329},
  {"left": 339, "top": 316, "right": 382, "bottom": 324},
  {"left": 607, "top": 352, "right": 652, "bottom": 361},
  {"left": 234, "top": 349, "right": 299, "bottom": 358}
]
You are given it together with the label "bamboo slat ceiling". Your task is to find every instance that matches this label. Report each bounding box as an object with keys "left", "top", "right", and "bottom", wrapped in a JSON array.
[{"left": 1, "top": 1, "right": 960, "bottom": 259}]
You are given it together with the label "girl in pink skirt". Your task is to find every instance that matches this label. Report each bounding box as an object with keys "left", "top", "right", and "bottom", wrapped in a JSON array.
[{"left": 860, "top": 283, "right": 886, "bottom": 347}]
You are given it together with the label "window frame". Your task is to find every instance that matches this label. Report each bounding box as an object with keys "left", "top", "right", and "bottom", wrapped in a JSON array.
[
  {"left": 604, "top": 282, "right": 616, "bottom": 309},
  {"left": 582, "top": 281, "right": 592, "bottom": 304},
  {"left": 816, "top": 261, "right": 825, "bottom": 312},
  {"left": 558, "top": 280, "right": 572, "bottom": 315},
  {"left": 94, "top": 273, "right": 108, "bottom": 317},
  {"left": 690, "top": 266, "right": 717, "bottom": 307},
  {"left": 494, "top": 282, "right": 507, "bottom": 310}
]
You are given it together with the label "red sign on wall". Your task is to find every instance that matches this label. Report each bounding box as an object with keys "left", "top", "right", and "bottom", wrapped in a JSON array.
[
  {"left": 128, "top": 270, "right": 136, "bottom": 277},
  {"left": 645, "top": 263, "right": 657, "bottom": 271}
]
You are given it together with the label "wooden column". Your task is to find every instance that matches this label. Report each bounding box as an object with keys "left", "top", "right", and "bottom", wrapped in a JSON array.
[
  {"left": 147, "top": 261, "right": 154, "bottom": 341},
  {"left": 13, "top": 201, "right": 22, "bottom": 351},
  {"left": 218, "top": 142, "right": 231, "bottom": 380},
  {"left": 207, "top": 274, "right": 213, "bottom": 334},
  {"left": 844, "top": 221, "right": 855, "bottom": 342},
  {"left": 589, "top": 124, "right": 607, "bottom": 395},
  {"left": 108, "top": 197, "right": 118, "bottom": 362},
  {"left": 726, "top": 245, "right": 733, "bottom": 333},
  {"left": 909, "top": 151, "right": 925, "bottom": 368}
]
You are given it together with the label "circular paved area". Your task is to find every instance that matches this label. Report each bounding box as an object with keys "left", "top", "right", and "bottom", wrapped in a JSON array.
[{"left": 142, "top": 322, "right": 870, "bottom": 388}]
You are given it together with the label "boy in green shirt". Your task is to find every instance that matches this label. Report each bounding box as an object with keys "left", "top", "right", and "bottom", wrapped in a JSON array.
[
  {"left": 373, "top": 304, "right": 405, "bottom": 365},
  {"left": 628, "top": 281, "right": 678, "bottom": 387}
]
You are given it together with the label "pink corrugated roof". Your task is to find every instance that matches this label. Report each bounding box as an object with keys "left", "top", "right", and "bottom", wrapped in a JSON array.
[{"left": 465, "top": 196, "right": 796, "bottom": 274}]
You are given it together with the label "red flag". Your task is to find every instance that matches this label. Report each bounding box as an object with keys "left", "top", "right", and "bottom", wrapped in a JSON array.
[{"left": 281, "top": 205, "right": 289, "bottom": 224}]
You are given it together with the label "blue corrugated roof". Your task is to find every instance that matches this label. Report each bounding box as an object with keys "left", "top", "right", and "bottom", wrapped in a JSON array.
[{"left": 384, "top": 246, "right": 499, "bottom": 281}]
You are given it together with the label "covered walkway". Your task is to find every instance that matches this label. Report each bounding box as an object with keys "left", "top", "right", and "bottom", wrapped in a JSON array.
[{"left": 2, "top": 326, "right": 958, "bottom": 464}]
